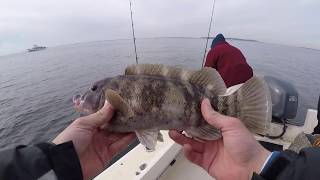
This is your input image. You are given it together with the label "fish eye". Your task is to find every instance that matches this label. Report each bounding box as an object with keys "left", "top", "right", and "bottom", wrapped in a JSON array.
[{"left": 90, "top": 85, "right": 98, "bottom": 91}]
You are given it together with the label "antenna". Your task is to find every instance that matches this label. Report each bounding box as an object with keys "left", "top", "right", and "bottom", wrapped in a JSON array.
[
  {"left": 129, "top": 0, "right": 138, "bottom": 64},
  {"left": 201, "top": 0, "right": 217, "bottom": 68}
]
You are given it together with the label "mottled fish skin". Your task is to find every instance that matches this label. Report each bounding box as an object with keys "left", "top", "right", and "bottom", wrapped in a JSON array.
[
  {"left": 75, "top": 64, "right": 271, "bottom": 140},
  {"left": 216, "top": 94, "right": 240, "bottom": 118},
  {"left": 103, "top": 75, "right": 219, "bottom": 132}
]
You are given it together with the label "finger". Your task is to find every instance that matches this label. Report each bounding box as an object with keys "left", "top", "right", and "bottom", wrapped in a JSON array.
[
  {"left": 183, "top": 144, "right": 203, "bottom": 167},
  {"left": 201, "top": 98, "right": 226, "bottom": 130},
  {"left": 109, "top": 133, "right": 136, "bottom": 154},
  {"left": 81, "top": 101, "right": 114, "bottom": 128},
  {"left": 169, "top": 130, "right": 204, "bottom": 153},
  {"left": 107, "top": 132, "right": 135, "bottom": 143}
]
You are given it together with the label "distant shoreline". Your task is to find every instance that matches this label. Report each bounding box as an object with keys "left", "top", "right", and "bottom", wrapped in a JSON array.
[
  {"left": 200, "top": 36, "right": 259, "bottom": 43},
  {"left": 1, "top": 37, "right": 319, "bottom": 57},
  {"left": 141, "top": 36, "right": 260, "bottom": 43},
  {"left": 60, "top": 36, "right": 318, "bottom": 51}
]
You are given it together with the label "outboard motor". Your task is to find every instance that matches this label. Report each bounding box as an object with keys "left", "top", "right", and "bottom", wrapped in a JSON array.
[{"left": 264, "top": 76, "right": 299, "bottom": 125}]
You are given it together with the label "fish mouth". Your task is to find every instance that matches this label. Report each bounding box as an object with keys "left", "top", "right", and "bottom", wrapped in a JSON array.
[
  {"left": 73, "top": 94, "right": 84, "bottom": 111},
  {"left": 73, "top": 94, "right": 81, "bottom": 106},
  {"left": 73, "top": 94, "right": 94, "bottom": 114},
  {"left": 72, "top": 93, "right": 105, "bottom": 114}
]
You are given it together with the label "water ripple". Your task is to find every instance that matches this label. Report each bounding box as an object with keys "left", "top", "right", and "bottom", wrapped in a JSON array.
[{"left": 0, "top": 38, "right": 319, "bottom": 150}]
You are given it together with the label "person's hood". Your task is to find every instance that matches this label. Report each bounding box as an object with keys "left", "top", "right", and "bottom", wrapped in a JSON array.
[{"left": 211, "top": 34, "right": 226, "bottom": 48}]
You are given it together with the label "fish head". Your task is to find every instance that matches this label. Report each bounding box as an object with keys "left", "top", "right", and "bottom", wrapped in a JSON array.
[{"left": 73, "top": 78, "right": 118, "bottom": 114}]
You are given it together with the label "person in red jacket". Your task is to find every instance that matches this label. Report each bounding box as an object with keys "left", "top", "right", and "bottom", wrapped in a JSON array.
[{"left": 204, "top": 33, "right": 253, "bottom": 87}]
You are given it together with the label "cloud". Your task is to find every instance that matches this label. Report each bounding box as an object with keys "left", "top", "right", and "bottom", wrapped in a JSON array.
[{"left": 0, "top": 0, "right": 319, "bottom": 55}]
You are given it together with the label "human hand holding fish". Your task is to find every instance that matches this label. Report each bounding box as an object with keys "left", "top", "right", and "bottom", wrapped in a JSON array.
[
  {"left": 53, "top": 101, "right": 136, "bottom": 180},
  {"left": 169, "top": 98, "right": 271, "bottom": 180},
  {"left": 73, "top": 64, "right": 272, "bottom": 151},
  {"left": 70, "top": 64, "right": 272, "bottom": 179}
]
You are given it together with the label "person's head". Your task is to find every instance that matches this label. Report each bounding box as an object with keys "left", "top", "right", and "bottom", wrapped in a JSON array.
[{"left": 211, "top": 33, "right": 225, "bottom": 48}]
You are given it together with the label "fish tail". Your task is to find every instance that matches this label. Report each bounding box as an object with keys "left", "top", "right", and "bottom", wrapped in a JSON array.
[{"left": 236, "top": 76, "right": 272, "bottom": 135}]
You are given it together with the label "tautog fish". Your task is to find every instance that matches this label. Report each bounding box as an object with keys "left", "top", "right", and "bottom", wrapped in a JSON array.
[{"left": 73, "top": 64, "right": 272, "bottom": 150}]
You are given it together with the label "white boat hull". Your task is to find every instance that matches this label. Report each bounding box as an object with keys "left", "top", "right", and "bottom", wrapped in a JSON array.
[{"left": 95, "top": 109, "right": 318, "bottom": 180}]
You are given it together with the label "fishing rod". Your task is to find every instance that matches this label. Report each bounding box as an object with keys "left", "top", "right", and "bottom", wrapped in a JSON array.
[
  {"left": 129, "top": 0, "right": 139, "bottom": 64},
  {"left": 201, "top": 0, "right": 217, "bottom": 68}
]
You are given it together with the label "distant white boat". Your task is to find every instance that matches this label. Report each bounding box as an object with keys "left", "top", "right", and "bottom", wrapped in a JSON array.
[{"left": 27, "top": 45, "right": 46, "bottom": 52}]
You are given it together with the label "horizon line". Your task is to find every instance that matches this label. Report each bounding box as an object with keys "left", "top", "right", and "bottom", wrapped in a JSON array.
[{"left": 1, "top": 36, "right": 319, "bottom": 57}]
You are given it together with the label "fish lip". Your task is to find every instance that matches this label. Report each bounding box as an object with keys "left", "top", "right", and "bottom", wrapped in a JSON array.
[
  {"left": 72, "top": 92, "right": 104, "bottom": 114},
  {"left": 73, "top": 94, "right": 81, "bottom": 106},
  {"left": 74, "top": 100, "right": 95, "bottom": 114},
  {"left": 73, "top": 94, "right": 84, "bottom": 112},
  {"left": 73, "top": 94, "right": 89, "bottom": 113}
]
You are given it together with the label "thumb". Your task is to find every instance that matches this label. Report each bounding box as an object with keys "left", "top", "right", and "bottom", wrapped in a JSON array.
[
  {"left": 81, "top": 100, "right": 114, "bottom": 128},
  {"left": 201, "top": 98, "right": 227, "bottom": 130}
]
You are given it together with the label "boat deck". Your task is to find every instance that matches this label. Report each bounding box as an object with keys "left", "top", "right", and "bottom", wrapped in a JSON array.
[{"left": 95, "top": 109, "right": 318, "bottom": 180}]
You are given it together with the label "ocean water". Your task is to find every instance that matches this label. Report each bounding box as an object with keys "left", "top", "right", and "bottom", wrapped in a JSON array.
[{"left": 0, "top": 38, "right": 319, "bottom": 150}]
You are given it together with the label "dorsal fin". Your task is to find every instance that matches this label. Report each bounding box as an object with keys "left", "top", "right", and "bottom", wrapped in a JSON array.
[
  {"left": 125, "top": 64, "right": 194, "bottom": 79},
  {"left": 125, "top": 64, "right": 226, "bottom": 95},
  {"left": 189, "top": 67, "right": 226, "bottom": 95},
  {"left": 125, "top": 64, "right": 183, "bottom": 77}
]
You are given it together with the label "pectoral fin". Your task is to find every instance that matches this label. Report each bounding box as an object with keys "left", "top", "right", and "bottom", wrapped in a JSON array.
[
  {"left": 135, "top": 129, "right": 162, "bottom": 151},
  {"left": 105, "top": 89, "right": 134, "bottom": 117},
  {"left": 186, "top": 124, "right": 222, "bottom": 140}
]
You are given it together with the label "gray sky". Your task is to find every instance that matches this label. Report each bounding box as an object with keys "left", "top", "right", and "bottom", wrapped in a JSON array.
[{"left": 1, "top": 0, "right": 319, "bottom": 56}]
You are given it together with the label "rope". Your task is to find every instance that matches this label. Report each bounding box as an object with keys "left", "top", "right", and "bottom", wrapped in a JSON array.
[
  {"left": 201, "top": 0, "right": 217, "bottom": 68},
  {"left": 129, "top": 0, "right": 138, "bottom": 64}
]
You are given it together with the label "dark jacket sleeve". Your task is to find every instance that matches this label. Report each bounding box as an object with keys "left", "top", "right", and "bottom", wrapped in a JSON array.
[
  {"left": 0, "top": 141, "right": 83, "bottom": 180},
  {"left": 252, "top": 147, "right": 320, "bottom": 180}
]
